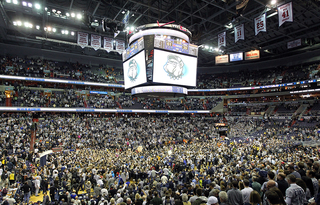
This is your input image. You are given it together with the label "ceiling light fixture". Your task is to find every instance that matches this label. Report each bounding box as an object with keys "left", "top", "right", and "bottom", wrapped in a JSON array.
[{"left": 35, "top": 3, "right": 40, "bottom": 9}]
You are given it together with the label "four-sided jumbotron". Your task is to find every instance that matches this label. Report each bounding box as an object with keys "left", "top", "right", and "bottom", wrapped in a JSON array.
[{"left": 122, "top": 23, "right": 198, "bottom": 98}]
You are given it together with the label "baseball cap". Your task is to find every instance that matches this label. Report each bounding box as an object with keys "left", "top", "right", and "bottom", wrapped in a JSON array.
[{"left": 207, "top": 196, "right": 218, "bottom": 205}]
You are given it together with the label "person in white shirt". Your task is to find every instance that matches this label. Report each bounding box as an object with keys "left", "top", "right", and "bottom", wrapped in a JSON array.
[
  {"left": 285, "top": 174, "right": 306, "bottom": 205},
  {"left": 97, "top": 176, "right": 104, "bottom": 187},
  {"left": 241, "top": 179, "right": 253, "bottom": 205},
  {"left": 34, "top": 176, "right": 41, "bottom": 196},
  {"left": 101, "top": 187, "right": 108, "bottom": 197}
]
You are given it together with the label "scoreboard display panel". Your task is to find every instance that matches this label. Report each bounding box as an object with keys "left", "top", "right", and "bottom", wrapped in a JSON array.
[{"left": 154, "top": 36, "right": 198, "bottom": 56}]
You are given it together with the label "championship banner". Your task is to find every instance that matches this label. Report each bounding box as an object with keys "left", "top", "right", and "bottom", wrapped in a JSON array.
[
  {"left": 91, "top": 34, "right": 101, "bottom": 51},
  {"left": 278, "top": 2, "right": 293, "bottom": 27},
  {"left": 254, "top": 13, "right": 267, "bottom": 35},
  {"left": 103, "top": 37, "right": 114, "bottom": 52},
  {"left": 77, "top": 32, "right": 88, "bottom": 48},
  {"left": 115, "top": 40, "right": 125, "bottom": 54},
  {"left": 218, "top": 32, "right": 226, "bottom": 48},
  {"left": 234, "top": 24, "right": 244, "bottom": 43}
]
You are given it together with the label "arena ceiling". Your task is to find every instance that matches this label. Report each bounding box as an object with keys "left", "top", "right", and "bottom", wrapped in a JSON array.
[{"left": 1, "top": 0, "right": 320, "bottom": 68}]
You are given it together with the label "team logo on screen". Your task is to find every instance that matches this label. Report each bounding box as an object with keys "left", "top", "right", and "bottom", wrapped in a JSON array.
[
  {"left": 164, "top": 55, "right": 184, "bottom": 80},
  {"left": 128, "top": 59, "right": 138, "bottom": 82}
]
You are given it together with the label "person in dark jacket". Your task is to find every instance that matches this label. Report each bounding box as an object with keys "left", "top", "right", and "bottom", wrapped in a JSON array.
[
  {"left": 42, "top": 192, "right": 50, "bottom": 205},
  {"left": 22, "top": 181, "right": 31, "bottom": 203},
  {"left": 150, "top": 191, "right": 163, "bottom": 205},
  {"left": 277, "top": 173, "right": 289, "bottom": 196}
]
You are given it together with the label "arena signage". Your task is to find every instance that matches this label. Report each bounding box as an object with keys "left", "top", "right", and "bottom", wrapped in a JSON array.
[
  {"left": 215, "top": 55, "right": 229, "bottom": 64},
  {"left": 245, "top": 50, "right": 260, "bottom": 60},
  {"left": 0, "top": 75, "right": 124, "bottom": 88},
  {"left": 0, "top": 107, "right": 210, "bottom": 114}
]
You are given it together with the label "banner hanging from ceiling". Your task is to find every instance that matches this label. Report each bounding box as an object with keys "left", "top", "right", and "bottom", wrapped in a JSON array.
[
  {"left": 91, "top": 34, "right": 101, "bottom": 50},
  {"left": 278, "top": 2, "right": 293, "bottom": 27},
  {"left": 77, "top": 32, "right": 88, "bottom": 48},
  {"left": 104, "top": 37, "right": 114, "bottom": 52},
  {"left": 234, "top": 24, "right": 245, "bottom": 43},
  {"left": 115, "top": 40, "right": 125, "bottom": 54},
  {"left": 254, "top": 13, "right": 267, "bottom": 35},
  {"left": 218, "top": 32, "right": 226, "bottom": 48}
]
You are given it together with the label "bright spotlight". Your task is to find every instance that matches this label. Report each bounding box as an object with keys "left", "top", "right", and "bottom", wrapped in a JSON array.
[
  {"left": 61, "top": 30, "right": 65, "bottom": 34},
  {"left": 13, "top": 21, "right": 17, "bottom": 26},
  {"left": 130, "top": 26, "right": 134, "bottom": 31},
  {"left": 35, "top": 3, "right": 40, "bottom": 9},
  {"left": 22, "top": 1, "right": 27, "bottom": 6},
  {"left": 65, "top": 30, "right": 69, "bottom": 35},
  {"left": 52, "top": 9, "right": 56, "bottom": 13},
  {"left": 12, "top": 0, "right": 18, "bottom": 4},
  {"left": 27, "top": 2, "right": 32, "bottom": 7},
  {"left": 271, "top": 0, "right": 276, "bottom": 5},
  {"left": 71, "top": 31, "right": 75, "bottom": 36},
  {"left": 57, "top": 11, "right": 61, "bottom": 14},
  {"left": 47, "top": 27, "right": 52, "bottom": 31},
  {"left": 24, "top": 22, "right": 32, "bottom": 28},
  {"left": 71, "top": 13, "right": 75, "bottom": 17},
  {"left": 6, "top": 0, "right": 11, "bottom": 3},
  {"left": 36, "top": 25, "right": 40, "bottom": 30},
  {"left": 204, "top": 45, "right": 209, "bottom": 49},
  {"left": 52, "top": 28, "right": 56, "bottom": 32},
  {"left": 66, "top": 12, "right": 70, "bottom": 17},
  {"left": 76, "top": 14, "right": 82, "bottom": 19},
  {"left": 17, "top": 21, "right": 22, "bottom": 26}
]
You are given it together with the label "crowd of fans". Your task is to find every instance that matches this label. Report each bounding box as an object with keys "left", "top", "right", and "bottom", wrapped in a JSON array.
[
  {"left": 1, "top": 56, "right": 319, "bottom": 90},
  {"left": 197, "top": 63, "right": 319, "bottom": 89},
  {"left": 4, "top": 88, "right": 224, "bottom": 111},
  {"left": 0, "top": 113, "right": 319, "bottom": 205},
  {"left": 0, "top": 56, "right": 319, "bottom": 205},
  {"left": 0, "top": 57, "right": 122, "bottom": 84}
]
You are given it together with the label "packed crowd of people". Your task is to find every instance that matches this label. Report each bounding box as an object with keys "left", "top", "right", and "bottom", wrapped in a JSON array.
[
  {"left": 5, "top": 88, "right": 224, "bottom": 111},
  {"left": 0, "top": 113, "right": 319, "bottom": 205},
  {"left": 1, "top": 56, "right": 319, "bottom": 90},
  {"left": 0, "top": 57, "right": 121, "bottom": 84},
  {"left": 197, "top": 63, "right": 319, "bottom": 89}
]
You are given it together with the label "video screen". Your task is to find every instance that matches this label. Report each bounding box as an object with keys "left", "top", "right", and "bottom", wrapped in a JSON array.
[
  {"left": 123, "top": 50, "right": 147, "bottom": 89},
  {"left": 230, "top": 52, "right": 243, "bottom": 62},
  {"left": 153, "top": 49, "right": 197, "bottom": 87}
]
